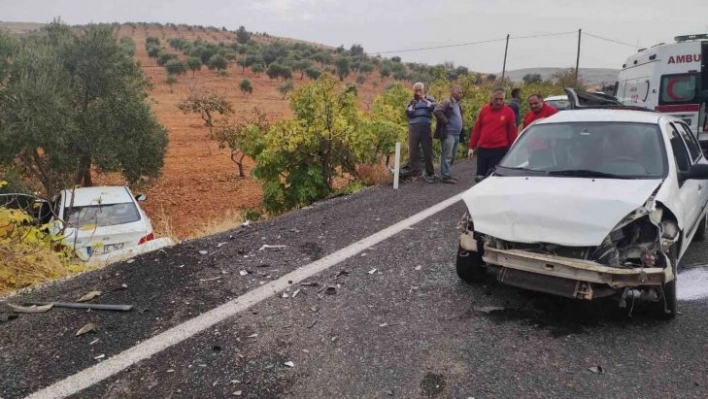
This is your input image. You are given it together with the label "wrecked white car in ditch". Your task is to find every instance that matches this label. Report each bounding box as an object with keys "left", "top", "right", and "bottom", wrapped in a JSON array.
[
  {"left": 457, "top": 105, "right": 708, "bottom": 319},
  {"left": 46, "top": 186, "right": 173, "bottom": 264}
]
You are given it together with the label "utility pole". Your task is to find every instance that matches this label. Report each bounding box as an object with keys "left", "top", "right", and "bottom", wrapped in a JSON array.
[
  {"left": 574, "top": 29, "right": 582, "bottom": 87},
  {"left": 501, "top": 34, "right": 510, "bottom": 84}
]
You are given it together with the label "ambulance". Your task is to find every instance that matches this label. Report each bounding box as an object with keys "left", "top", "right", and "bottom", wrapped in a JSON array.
[{"left": 615, "top": 33, "right": 708, "bottom": 148}]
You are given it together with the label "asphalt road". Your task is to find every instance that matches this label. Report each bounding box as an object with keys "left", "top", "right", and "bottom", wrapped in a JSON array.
[{"left": 2, "top": 160, "right": 708, "bottom": 399}]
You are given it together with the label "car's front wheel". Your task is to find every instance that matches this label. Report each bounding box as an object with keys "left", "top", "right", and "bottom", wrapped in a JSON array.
[{"left": 456, "top": 241, "right": 487, "bottom": 283}]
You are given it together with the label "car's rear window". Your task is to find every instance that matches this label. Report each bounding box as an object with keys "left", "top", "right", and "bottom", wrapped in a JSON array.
[{"left": 65, "top": 203, "right": 141, "bottom": 227}]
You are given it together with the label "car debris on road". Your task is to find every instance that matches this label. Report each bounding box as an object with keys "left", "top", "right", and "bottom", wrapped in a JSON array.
[
  {"left": 76, "top": 323, "right": 97, "bottom": 337},
  {"left": 19, "top": 301, "right": 133, "bottom": 311},
  {"left": 258, "top": 244, "right": 287, "bottom": 251},
  {"left": 76, "top": 290, "right": 102, "bottom": 302},
  {"left": 589, "top": 366, "right": 605, "bottom": 374},
  {"left": 5, "top": 303, "right": 54, "bottom": 313}
]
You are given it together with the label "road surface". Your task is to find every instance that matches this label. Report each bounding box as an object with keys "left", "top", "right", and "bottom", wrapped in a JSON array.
[{"left": 2, "top": 161, "right": 708, "bottom": 399}]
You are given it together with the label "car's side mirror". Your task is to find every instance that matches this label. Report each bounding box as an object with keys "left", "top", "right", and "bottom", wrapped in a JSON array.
[
  {"left": 680, "top": 164, "right": 708, "bottom": 181},
  {"left": 135, "top": 193, "right": 147, "bottom": 202}
]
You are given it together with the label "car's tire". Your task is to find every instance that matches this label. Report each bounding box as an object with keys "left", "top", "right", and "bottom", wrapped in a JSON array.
[
  {"left": 693, "top": 212, "right": 707, "bottom": 242},
  {"left": 456, "top": 242, "right": 487, "bottom": 283},
  {"left": 652, "top": 244, "right": 678, "bottom": 320}
]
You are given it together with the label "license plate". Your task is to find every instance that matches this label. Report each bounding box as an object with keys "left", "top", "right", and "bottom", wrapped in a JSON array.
[{"left": 87, "top": 243, "right": 125, "bottom": 256}]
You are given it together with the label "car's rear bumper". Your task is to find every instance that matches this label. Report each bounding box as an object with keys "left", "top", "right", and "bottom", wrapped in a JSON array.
[
  {"left": 86, "top": 237, "right": 175, "bottom": 265},
  {"left": 460, "top": 233, "right": 673, "bottom": 300}
]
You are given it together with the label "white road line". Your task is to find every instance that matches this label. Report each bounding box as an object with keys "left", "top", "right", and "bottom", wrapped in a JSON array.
[{"left": 26, "top": 192, "right": 466, "bottom": 399}]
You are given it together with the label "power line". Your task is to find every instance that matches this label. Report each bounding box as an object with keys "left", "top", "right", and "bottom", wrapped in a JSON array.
[
  {"left": 583, "top": 32, "right": 637, "bottom": 48},
  {"left": 374, "top": 31, "right": 576, "bottom": 55},
  {"left": 510, "top": 31, "right": 577, "bottom": 40},
  {"left": 375, "top": 38, "right": 507, "bottom": 54}
]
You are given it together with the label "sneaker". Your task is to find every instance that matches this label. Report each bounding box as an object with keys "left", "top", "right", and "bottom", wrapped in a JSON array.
[
  {"left": 422, "top": 175, "right": 435, "bottom": 183},
  {"left": 442, "top": 177, "right": 457, "bottom": 184}
]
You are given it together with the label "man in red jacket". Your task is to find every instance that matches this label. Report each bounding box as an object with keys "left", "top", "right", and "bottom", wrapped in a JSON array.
[
  {"left": 468, "top": 88, "right": 518, "bottom": 179},
  {"left": 522, "top": 93, "right": 558, "bottom": 128},
  {"left": 520, "top": 93, "right": 559, "bottom": 152}
]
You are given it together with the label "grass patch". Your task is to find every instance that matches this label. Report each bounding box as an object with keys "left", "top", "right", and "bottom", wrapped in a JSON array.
[{"left": 189, "top": 209, "right": 246, "bottom": 238}]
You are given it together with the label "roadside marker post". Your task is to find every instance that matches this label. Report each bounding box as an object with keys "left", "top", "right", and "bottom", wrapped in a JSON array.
[{"left": 393, "top": 142, "right": 401, "bottom": 189}]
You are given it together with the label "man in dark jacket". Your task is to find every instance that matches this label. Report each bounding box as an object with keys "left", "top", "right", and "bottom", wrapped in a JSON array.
[
  {"left": 468, "top": 88, "right": 518, "bottom": 180},
  {"left": 433, "top": 85, "right": 464, "bottom": 184},
  {"left": 406, "top": 82, "right": 436, "bottom": 183},
  {"left": 508, "top": 88, "right": 521, "bottom": 126}
]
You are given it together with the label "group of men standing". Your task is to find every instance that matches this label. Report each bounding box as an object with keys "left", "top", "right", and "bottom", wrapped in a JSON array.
[
  {"left": 405, "top": 83, "right": 559, "bottom": 182},
  {"left": 405, "top": 83, "right": 464, "bottom": 184}
]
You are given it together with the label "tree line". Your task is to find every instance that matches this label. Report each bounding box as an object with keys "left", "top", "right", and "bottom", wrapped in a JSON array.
[{"left": 144, "top": 25, "right": 479, "bottom": 89}]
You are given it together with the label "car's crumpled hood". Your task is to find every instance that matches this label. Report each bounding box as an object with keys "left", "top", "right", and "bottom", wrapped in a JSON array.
[{"left": 462, "top": 176, "right": 663, "bottom": 247}]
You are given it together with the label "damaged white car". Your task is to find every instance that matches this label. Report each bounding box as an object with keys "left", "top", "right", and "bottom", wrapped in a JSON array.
[
  {"left": 458, "top": 104, "right": 708, "bottom": 319},
  {"left": 47, "top": 186, "right": 173, "bottom": 264}
]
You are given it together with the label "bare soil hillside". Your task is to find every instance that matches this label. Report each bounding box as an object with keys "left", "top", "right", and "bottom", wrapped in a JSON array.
[{"left": 104, "top": 24, "right": 391, "bottom": 239}]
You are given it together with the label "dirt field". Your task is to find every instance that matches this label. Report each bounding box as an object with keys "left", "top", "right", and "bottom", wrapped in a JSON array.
[{"left": 99, "top": 24, "right": 393, "bottom": 239}]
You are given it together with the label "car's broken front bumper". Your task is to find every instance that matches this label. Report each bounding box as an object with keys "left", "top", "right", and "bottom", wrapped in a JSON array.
[{"left": 460, "top": 233, "right": 674, "bottom": 300}]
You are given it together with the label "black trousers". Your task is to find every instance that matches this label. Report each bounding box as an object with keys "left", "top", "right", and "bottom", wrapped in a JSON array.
[
  {"left": 476, "top": 146, "right": 509, "bottom": 177},
  {"left": 408, "top": 123, "right": 434, "bottom": 176}
]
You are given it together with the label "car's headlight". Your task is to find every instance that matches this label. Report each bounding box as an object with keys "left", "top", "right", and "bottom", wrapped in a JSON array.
[{"left": 592, "top": 206, "right": 668, "bottom": 268}]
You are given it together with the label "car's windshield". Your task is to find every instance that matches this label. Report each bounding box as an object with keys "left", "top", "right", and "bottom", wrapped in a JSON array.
[
  {"left": 498, "top": 121, "right": 667, "bottom": 179},
  {"left": 64, "top": 202, "right": 141, "bottom": 227}
]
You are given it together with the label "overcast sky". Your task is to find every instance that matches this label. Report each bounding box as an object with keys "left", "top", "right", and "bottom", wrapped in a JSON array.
[{"left": 2, "top": 0, "right": 706, "bottom": 73}]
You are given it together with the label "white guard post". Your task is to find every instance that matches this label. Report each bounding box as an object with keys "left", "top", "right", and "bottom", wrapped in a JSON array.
[{"left": 393, "top": 142, "right": 401, "bottom": 189}]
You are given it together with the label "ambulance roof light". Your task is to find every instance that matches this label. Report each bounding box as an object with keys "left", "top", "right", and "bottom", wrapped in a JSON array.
[{"left": 674, "top": 33, "right": 708, "bottom": 42}]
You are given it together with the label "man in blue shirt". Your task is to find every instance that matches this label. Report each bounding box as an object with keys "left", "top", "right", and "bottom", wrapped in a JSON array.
[
  {"left": 405, "top": 82, "right": 436, "bottom": 183},
  {"left": 434, "top": 85, "right": 464, "bottom": 184}
]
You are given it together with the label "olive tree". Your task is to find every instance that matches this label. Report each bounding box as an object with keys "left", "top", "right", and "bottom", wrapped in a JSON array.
[
  {"left": 187, "top": 57, "right": 202, "bottom": 75},
  {"left": 236, "top": 26, "right": 251, "bottom": 44},
  {"left": 239, "top": 79, "right": 253, "bottom": 97},
  {"left": 164, "top": 59, "right": 187, "bottom": 76},
  {"left": 335, "top": 56, "right": 351, "bottom": 81},
  {"left": 207, "top": 54, "right": 228, "bottom": 71},
  {"left": 177, "top": 86, "right": 233, "bottom": 128},
  {"left": 0, "top": 23, "right": 168, "bottom": 193},
  {"left": 277, "top": 80, "right": 294, "bottom": 99},
  {"left": 165, "top": 74, "right": 177, "bottom": 93}
]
